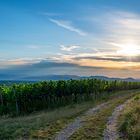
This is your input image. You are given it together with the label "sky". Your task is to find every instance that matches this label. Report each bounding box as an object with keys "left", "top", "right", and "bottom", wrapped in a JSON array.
[{"left": 1, "top": 0, "right": 140, "bottom": 79}]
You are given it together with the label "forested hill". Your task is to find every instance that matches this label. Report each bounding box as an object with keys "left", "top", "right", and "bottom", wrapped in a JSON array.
[{"left": 0, "top": 75, "right": 139, "bottom": 83}]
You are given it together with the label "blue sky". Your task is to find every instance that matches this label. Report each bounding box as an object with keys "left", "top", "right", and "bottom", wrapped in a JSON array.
[{"left": 1, "top": 0, "right": 140, "bottom": 79}]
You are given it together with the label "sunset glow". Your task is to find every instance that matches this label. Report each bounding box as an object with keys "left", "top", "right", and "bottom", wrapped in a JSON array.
[{"left": 117, "top": 43, "right": 140, "bottom": 56}]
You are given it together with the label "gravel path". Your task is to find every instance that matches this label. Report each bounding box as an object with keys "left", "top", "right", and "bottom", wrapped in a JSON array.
[
  {"left": 103, "top": 100, "right": 130, "bottom": 140},
  {"left": 53, "top": 102, "right": 109, "bottom": 140}
]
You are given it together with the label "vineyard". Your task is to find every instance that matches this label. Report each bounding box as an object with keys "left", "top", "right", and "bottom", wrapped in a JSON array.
[{"left": 0, "top": 79, "right": 140, "bottom": 115}]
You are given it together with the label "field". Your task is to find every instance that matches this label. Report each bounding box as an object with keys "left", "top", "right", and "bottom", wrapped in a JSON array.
[{"left": 0, "top": 79, "right": 140, "bottom": 139}]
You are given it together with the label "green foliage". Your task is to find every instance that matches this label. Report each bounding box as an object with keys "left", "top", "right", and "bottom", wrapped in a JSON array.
[
  {"left": 0, "top": 79, "right": 140, "bottom": 115},
  {"left": 119, "top": 95, "right": 140, "bottom": 140}
]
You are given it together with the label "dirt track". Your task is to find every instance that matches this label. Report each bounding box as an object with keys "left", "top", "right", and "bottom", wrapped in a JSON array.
[
  {"left": 103, "top": 100, "right": 130, "bottom": 140},
  {"left": 53, "top": 102, "right": 109, "bottom": 140}
]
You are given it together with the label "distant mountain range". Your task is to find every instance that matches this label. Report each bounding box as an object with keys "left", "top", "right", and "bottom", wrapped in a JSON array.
[
  {"left": 83, "top": 76, "right": 139, "bottom": 82},
  {"left": 22, "top": 75, "right": 80, "bottom": 81},
  {"left": 22, "top": 75, "right": 140, "bottom": 82},
  {"left": 0, "top": 75, "right": 140, "bottom": 84}
]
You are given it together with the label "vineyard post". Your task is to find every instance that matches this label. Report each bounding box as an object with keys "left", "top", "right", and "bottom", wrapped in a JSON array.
[
  {"left": 0, "top": 87, "right": 3, "bottom": 106},
  {"left": 0, "top": 92, "right": 3, "bottom": 106},
  {"left": 13, "top": 87, "right": 19, "bottom": 115}
]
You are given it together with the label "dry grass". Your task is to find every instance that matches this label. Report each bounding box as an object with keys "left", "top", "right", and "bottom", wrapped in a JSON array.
[
  {"left": 118, "top": 94, "right": 140, "bottom": 140},
  {"left": 0, "top": 101, "right": 96, "bottom": 139}
]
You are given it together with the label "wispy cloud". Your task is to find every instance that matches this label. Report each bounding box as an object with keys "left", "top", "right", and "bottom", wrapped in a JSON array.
[
  {"left": 49, "top": 18, "right": 87, "bottom": 36},
  {"left": 99, "top": 11, "right": 140, "bottom": 43},
  {"left": 0, "top": 58, "right": 44, "bottom": 68},
  {"left": 82, "top": 10, "right": 140, "bottom": 44},
  {"left": 60, "top": 45, "right": 80, "bottom": 51}
]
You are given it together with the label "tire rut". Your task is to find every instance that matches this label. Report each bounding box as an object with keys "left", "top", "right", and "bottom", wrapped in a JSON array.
[
  {"left": 53, "top": 102, "right": 109, "bottom": 140},
  {"left": 103, "top": 100, "right": 130, "bottom": 140}
]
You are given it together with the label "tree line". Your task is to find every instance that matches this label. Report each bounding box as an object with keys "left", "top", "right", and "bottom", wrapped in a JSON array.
[{"left": 0, "top": 79, "right": 140, "bottom": 115}]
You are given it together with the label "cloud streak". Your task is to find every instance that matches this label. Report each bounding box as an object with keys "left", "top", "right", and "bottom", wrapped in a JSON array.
[
  {"left": 74, "top": 55, "right": 140, "bottom": 62},
  {"left": 49, "top": 18, "right": 87, "bottom": 36},
  {"left": 60, "top": 45, "right": 80, "bottom": 51}
]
